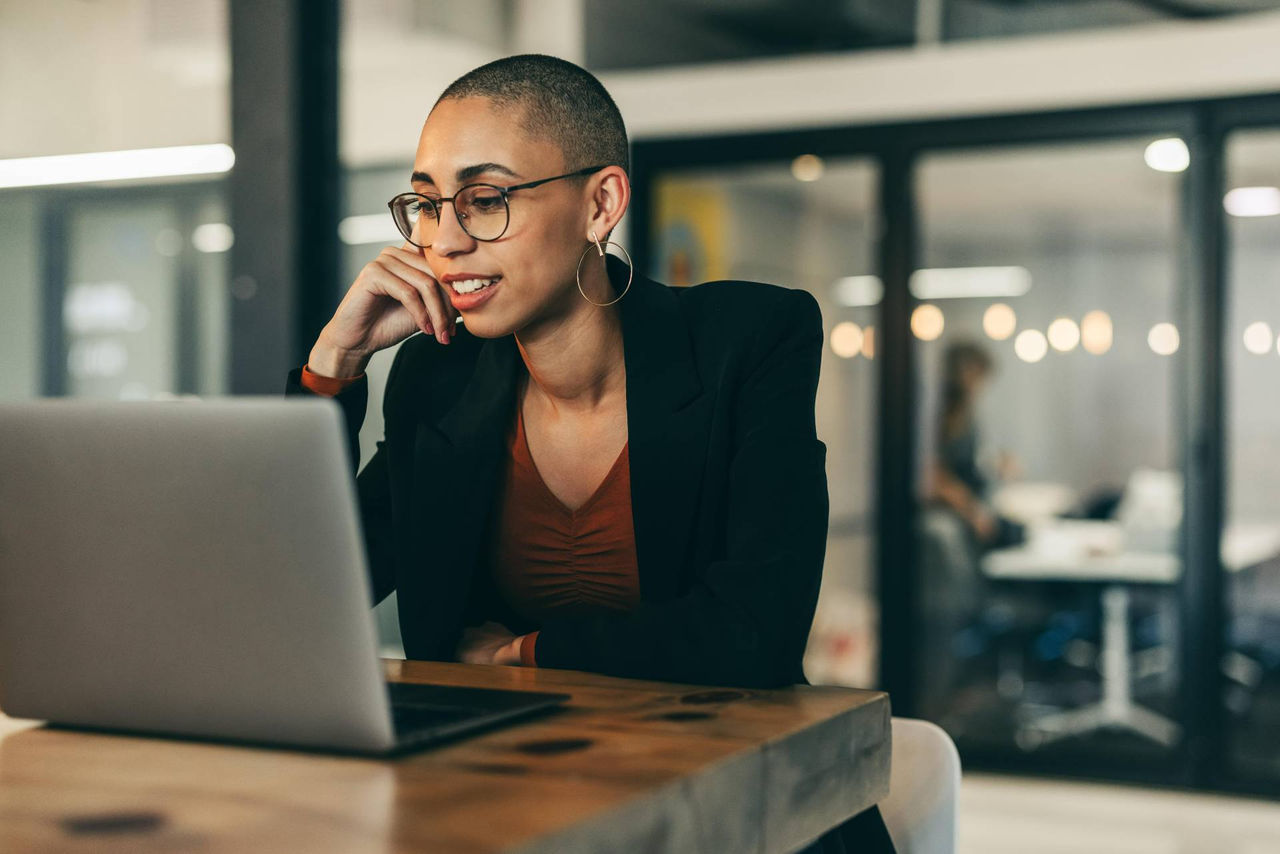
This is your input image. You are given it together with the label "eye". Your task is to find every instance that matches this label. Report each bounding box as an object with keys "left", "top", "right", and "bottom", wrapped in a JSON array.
[
  {"left": 468, "top": 191, "right": 504, "bottom": 213},
  {"left": 412, "top": 199, "right": 441, "bottom": 219}
]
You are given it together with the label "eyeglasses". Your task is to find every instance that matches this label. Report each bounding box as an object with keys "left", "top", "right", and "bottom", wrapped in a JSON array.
[{"left": 387, "top": 164, "right": 608, "bottom": 247}]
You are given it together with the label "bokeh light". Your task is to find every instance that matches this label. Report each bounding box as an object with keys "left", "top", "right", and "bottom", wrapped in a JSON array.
[
  {"left": 1242, "top": 321, "right": 1273, "bottom": 355},
  {"left": 1148, "top": 322, "right": 1180, "bottom": 356},
  {"left": 791, "top": 154, "right": 824, "bottom": 182},
  {"left": 1081, "top": 310, "right": 1113, "bottom": 355},
  {"left": 911, "top": 304, "right": 945, "bottom": 341},
  {"left": 1144, "top": 138, "right": 1189, "bottom": 173},
  {"left": 983, "top": 303, "right": 1017, "bottom": 341},
  {"left": 830, "top": 322, "right": 864, "bottom": 359},
  {"left": 1014, "top": 329, "right": 1048, "bottom": 363},
  {"left": 1047, "top": 317, "right": 1081, "bottom": 352}
]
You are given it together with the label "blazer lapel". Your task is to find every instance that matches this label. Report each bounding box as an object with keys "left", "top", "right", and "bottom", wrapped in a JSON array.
[
  {"left": 615, "top": 254, "right": 713, "bottom": 603},
  {"left": 412, "top": 253, "right": 713, "bottom": 618}
]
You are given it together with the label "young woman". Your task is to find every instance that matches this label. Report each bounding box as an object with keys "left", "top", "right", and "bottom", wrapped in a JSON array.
[{"left": 289, "top": 54, "right": 895, "bottom": 853}]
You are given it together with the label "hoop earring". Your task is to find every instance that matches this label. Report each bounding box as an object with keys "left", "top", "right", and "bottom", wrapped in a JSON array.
[{"left": 576, "top": 229, "right": 633, "bottom": 307}]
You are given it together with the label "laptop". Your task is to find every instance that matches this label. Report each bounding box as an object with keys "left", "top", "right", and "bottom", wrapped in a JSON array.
[{"left": 0, "top": 398, "right": 569, "bottom": 755}]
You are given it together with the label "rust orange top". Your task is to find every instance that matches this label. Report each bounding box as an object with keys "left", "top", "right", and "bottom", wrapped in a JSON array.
[
  {"left": 491, "top": 399, "right": 641, "bottom": 666},
  {"left": 300, "top": 365, "right": 641, "bottom": 667}
]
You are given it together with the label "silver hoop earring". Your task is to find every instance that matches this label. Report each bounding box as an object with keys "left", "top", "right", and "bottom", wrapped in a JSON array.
[{"left": 576, "top": 229, "right": 633, "bottom": 307}]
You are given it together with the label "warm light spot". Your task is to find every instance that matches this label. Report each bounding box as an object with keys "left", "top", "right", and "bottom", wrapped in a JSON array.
[
  {"left": 831, "top": 322, "right": 864, "bottom": 359},
  {"left": 1014, "top": 329, "right": 1048, "bottom": 363},
  {"left": 1148, "top": 322, "right": 1180, "bottom": 356},
  {"left": 911, "top": 304, "right": 945, "bottom": 341},
  {"left": 1047, "top": 317, "right": 1080, "bottom": 353},
  {"left": 1081, "top": 310, "right": 1113, "bottom": 355},
  {"left": 862, "top": 325, "right": 876, "bottom": 359},
  {"left": 1243, "top": 321, "right": 1273, "bottom": 355},
  {"left": 983, "top": 303, "right": 1017, "bottom": 341},
  {"left": 791, "top": 154, "right": 825, "bottom": 182}
]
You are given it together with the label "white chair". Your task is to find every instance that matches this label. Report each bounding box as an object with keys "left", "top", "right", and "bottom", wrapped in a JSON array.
[{"left": 879, "top": 717, "right": 961, "bottom": 854}]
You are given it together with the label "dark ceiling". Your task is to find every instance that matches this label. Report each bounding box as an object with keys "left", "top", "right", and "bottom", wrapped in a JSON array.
[{"left": 584, "top": 0, "right": 1280, "bottom": 70}]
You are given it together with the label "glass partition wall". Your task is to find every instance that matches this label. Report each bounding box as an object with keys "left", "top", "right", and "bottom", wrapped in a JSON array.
[
  {"left": 912, "top": 139, "right": 1184, "bottom": 775},
  {"left": 1223, "top": 127, "right": 1280, "bottom": 789},
  {"left": 635, "top": 96, "right": 1280, "bottom": 794}
]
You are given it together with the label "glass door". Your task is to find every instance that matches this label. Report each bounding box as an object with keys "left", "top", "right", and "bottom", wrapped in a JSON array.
[
  {"left": 1222, "top": 126, "right": 1280, "bottom": 790},
  {"left": 911, "top": 137, "right": 1187, "bottom": 776}
]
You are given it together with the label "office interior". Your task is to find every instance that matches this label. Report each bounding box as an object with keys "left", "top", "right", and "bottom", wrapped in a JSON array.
[{"left": 3, "top": 1, "right": 1280, "bottom": 850}]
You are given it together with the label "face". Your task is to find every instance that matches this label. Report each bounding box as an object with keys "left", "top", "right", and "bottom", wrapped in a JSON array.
[
  {"left": 410, "top": 96, "right": 628, "bottom": 338},
  {"left": 959, "top": 361, "right": 989, "bottom": 396}
]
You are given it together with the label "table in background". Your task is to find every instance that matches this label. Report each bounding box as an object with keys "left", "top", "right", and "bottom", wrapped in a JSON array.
[
  {"left": 982, "top": 520, "right": 1280, "bottom": 748},
  {"left": 0, "top": 659, "right": 890, "bottom": 854}
]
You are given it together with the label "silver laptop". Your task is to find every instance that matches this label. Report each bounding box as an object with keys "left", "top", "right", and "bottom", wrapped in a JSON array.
[{"left": 0, "top": 398, "right": 568, "bottom": 755}]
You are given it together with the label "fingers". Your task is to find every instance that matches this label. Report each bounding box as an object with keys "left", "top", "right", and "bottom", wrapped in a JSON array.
[
  {"left": 376, "top": 276, "right": 433, "bottom": 337},
  {"left": 380, "top": 251, "right": 453, "bottom": 344},
  {"left": 385, "top": 247, "right": 459, "bottom": 331}
]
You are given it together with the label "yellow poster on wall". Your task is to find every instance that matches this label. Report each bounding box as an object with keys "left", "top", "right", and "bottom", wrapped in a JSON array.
[{"left": 653, "top": 178, "right": 728, "bottom": 287}]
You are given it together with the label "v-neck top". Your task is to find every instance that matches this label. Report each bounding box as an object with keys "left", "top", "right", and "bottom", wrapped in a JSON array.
[{"left": 489, "top": 400, "right": 641, "bottom": 663}]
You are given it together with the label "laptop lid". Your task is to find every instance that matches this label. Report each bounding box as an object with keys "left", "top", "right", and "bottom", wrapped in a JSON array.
[{"left": 0, "top": 398, "right": 396, "bottom": 753}]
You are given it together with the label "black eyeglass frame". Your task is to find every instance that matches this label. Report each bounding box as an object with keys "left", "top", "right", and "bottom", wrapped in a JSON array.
[{"left": 387, "top": 164, "right": 609, "bottom": 247}]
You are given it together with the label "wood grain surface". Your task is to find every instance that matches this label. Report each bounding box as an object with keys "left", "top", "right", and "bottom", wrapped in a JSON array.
[{"left": 0, "top": 660, "right": 890, "bottom": 853}]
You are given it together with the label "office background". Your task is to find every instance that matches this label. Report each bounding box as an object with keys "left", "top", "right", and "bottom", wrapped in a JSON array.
[{"left": 3, "top": 0, "right": 1280, "bottom": 814}]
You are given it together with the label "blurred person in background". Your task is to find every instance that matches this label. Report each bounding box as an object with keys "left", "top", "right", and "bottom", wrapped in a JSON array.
[
  {"left": 918, "top": 339, "right": 1025, "bottom": 719},
  {"left": 931, "top": 339, "right": 1022, "bottom": 550},
  {"left": 287, "top": 54, "right": 894, "bottom": 853}
]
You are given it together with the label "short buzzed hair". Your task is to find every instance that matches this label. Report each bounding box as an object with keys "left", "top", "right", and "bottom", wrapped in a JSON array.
[{"left": 435, "top": 54, "right": 629, "bottom": 176}]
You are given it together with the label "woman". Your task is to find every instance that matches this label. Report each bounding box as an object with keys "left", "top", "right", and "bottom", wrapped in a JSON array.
[
  {"left": 289, "top": 54, "right": 895, "bottom": 853},
  {"left": 931, "top": 340, "right": 1021, "bottom": 549}
]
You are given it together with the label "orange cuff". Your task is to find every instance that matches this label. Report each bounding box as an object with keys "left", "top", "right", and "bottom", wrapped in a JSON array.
[
  {"left": 519, "top": 631, "right": 539, "bottom": 667},
  {"left": 300, "top": 364, "right": 364, "bottom": 397}
]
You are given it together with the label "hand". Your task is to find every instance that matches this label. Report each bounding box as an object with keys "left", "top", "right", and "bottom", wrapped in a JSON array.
[
  {"left": 455, "top": 620, "right": 524, "bottom": 666},
  {"left": 307, "top": 242, "right": 460, "bottom": 377},
  {"left": 971, "top": 506, "right": 998, "bottom": 543}
]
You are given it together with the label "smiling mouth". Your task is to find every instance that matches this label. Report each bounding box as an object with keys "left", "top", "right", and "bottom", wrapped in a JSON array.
[{"left": 450, "top": 276, "right": 502, "bottom": 294}]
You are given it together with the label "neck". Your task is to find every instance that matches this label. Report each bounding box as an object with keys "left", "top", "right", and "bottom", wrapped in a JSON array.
[{"left": 514, "top": 262, "right": 625, "bottom": 415}]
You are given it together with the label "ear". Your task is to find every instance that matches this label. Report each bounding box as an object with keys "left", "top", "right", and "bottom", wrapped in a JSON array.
[{"left": 584, "top": 166, "right": 630, "bottom": 242}]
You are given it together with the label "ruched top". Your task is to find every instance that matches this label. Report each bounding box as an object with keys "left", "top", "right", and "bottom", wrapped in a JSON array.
[{"left": 490, "top": 399, "right": 641, "bottom": 663}]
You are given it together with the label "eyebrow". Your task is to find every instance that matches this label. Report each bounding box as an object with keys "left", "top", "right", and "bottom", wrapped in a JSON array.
[{"left": 410, "top": 162, "right": 521, "bottom": 186}]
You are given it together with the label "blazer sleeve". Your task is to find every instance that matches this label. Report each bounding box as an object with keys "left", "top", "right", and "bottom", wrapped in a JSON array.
[
  {"left": 285, "top": 353, "right": 412, "bottom": 607},
  {"left": 531, "top": 289, "right": 829, "bottom": 688}
]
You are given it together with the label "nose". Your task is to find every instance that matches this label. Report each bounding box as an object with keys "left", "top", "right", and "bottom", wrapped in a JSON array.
[{"left": 431, "top": 197, "right": 475, "bottom": 256}]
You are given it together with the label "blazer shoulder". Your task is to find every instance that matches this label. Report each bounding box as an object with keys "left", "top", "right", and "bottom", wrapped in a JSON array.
[{"left": 673, "top": 279, "right": 823, "bottom": 354}]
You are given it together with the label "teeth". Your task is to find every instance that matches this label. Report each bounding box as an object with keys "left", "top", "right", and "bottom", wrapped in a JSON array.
[{"left": 452, "top": 277, "right": 499, "bottom": 294}]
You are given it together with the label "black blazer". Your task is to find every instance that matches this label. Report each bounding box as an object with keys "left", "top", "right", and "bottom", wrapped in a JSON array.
[{"left": 286, "top": 253, "right": 830, "bottom": 689}]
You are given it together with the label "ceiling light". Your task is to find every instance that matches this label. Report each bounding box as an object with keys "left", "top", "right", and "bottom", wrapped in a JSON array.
[
  {"left": 1224, "top": 187, "right": 1280, "bottom": 218},
  {"left": 1144, "top": 138, "right": 1189, "bottom": 173},
  {"left": 339, "top": 214, "right": 403, "bottom": 246},
  {"left": 832, "top": 275, "right": 883, "bottom": 308},
  {"left": 0, "top": 144, "right": 234, "bottom": 188},
  {"left": 909, "top": 266, "right": 1031, "bottom": 300}
]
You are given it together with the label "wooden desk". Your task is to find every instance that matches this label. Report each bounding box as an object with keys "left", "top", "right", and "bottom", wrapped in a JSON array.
[{"left": 0, "top": 660, "right": 890, "bottom": 853}]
